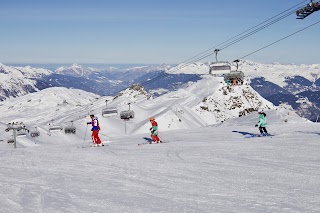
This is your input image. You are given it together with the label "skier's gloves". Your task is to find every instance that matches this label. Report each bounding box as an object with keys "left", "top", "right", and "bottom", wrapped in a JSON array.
[{"left": 255, "top": 124, "right": 258, "bottom": 127}]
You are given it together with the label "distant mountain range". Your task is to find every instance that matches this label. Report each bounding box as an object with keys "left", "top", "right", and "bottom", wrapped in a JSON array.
[{"left": 0, "top": 61, "right": 319, "bottom": 121}]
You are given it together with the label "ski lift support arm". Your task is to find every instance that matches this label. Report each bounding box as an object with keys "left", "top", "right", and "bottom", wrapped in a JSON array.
[{"left": 5, "top": 122, "right": 28, "bottom": 149}]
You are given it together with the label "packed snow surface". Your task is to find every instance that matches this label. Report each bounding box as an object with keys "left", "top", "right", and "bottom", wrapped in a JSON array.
[{"left": 0, "top": 109, "right": 319, "bottom": 212}]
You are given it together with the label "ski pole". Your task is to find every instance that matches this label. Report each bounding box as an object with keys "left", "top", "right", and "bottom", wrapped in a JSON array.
[
  {"left": 82, "top": 125, "right": 89, "bottom": 148},
  {"left": 266, "top": 125, "right": 276, "bottom": 135},
  {"left": 158, "top": 133, "right": 169, "bottom": 143}
]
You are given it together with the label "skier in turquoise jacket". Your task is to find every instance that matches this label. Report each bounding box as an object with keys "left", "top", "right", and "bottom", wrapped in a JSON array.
[
  {"left": 255, "top": 110, "right": 269, "bottom": 135},
  {"left": 149, "top": 117, "right": 161, "bottom": 143}
]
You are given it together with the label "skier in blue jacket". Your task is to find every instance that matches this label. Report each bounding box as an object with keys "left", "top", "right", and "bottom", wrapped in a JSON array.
[{"left": 87, "top": 114, "right": 102, "bottom": 146}]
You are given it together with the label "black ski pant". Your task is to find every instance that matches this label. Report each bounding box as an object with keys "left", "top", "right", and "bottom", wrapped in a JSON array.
[{"left": 259, "top": 127, "right": 268, "bottom": 134}]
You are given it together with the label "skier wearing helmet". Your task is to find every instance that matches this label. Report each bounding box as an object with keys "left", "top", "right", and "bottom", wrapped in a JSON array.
[
  {"left": 255, "top": 110, "right": 269, "bottom": 136},
  {"left": 149, "top": 117, "right": 161, "bottom": 143}
]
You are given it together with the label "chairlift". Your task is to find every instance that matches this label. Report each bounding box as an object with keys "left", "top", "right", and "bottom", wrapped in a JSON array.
[
  {"left": 49, "top": 126, "right": 63, "bottom": 132},
  {"left": 17, "top": 129, "right": 27, "bottom": 137},
  {"left": 7, "top": 136, "right": 14, "bottom": 144},
  {"left": 49, "top": 120, "right": 63, "bottom": 132},
  {"left": 65, "top": 121, "right": 76, "bottom": 134},
  {"left": 7, "top": 139, "right": 14, "bottom": 144},
  {"left": 223, "top": 59, "right": 245, "bottom": 84},
  {"left": 120, "top": 110, "right": 135, "bottom": 119},
  {"left": 224, "top": 71, "right": 244, "bottom": 80},
  {"left": 209, "top": 49, "right": 231, "bottom": 75},
  {"left": 296, "top": 1, "right": 320, "bottom": 19},
  {"left": 30, "top": 127, "right": 40, "bottom": 138},
  {"left": 102, "top": 108, "right": 118, "bottom": 117},
  {"left": 102, "top": 100, "right": 118, "bottom": 117}
]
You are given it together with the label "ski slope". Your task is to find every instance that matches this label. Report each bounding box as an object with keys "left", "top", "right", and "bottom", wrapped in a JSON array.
[{"left": 0, "top": 109, "right": 320, "bottom": 212}]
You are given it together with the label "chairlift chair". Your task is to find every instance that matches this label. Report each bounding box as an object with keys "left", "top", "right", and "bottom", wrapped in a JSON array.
[
  {"left": 102, "top": 100, "right": 118, "bottom": 117},
  {"left": 7, "top": 136, "right": 14, "bottom": 144},
  {"left": 296, "top": 1, "right": 320, "bottom": 19},
  {"left": 65, "top": 121, "right": 76, "bottom": 134},
  {"left": 209, "top": 49, "right": 231, "bottom": 75},
  {"left": 49, "top": 126, "right": 63, "bottom": 132},
  {"left": 16, "top": 129, "right": 27, "bottom": 137},
  {"left": 120, "top": 110, "right": 135, "bottom": 119},
  {"left": 102, "top": 108, "right": 118, "bottom": 117},
  {"left": 30, "top": 127, "right": 40, "bottom": 138},
  {"left": 224, "top": 71, "right": 244, "bottom": 80},
  {"left": 209, "top": 62, "right": 231, "bottom": 74},
  {"left": 49, "top": 120, "right": 63, "bottom": 132},
  {"left": 7, "top": 139, "right": 14, "bottom": 144},
  {"left": 223, "top": 60, "right": 244, "bottom": 80}
]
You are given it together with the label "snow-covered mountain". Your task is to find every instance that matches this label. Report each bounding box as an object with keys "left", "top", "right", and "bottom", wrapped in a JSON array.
[
  {"left": 0, "top": 63, "right": 52, "bottom": 101},
  {"left": 0, "top": 63, "right": 189, "bottom": 100},
  {"left": 0, "top": 75, "right": 274, "bottom": 138},
  {"left": 238, "top": 61, "right": 320, "bottom": 122},
  {"left": 1, "top": 74, "right": 320, "bottom": 212},
  {"left": 165, "top": 60, "right": 320, "bottom": 122},
  {"left": 1, "top": 61, "right": 319, "bottom": 122},
  {"left": 0, "top": 87, "right": 99, "bottom": 125},
  {"left": 169, "top": 60, "right": 320, "bottom": 85},
  {"left": 167, "top": 62, "right": 209, "bottom": 74},
  {"left": 55, "top": 63, "right": 100, "bottom": 77}
]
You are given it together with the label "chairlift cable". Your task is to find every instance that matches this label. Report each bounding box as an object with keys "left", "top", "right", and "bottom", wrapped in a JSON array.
[
  {"left": 218, "top": 9, "right": 300, "bottom": 51},
  {"left": 172, "top": 6, "right": 307, "bottom": 68},
  {"left": 238, "top": 19, "right": 320, "bottom": 60},
  {"left": 168, "top": 0, "right": 309, "bottom": 68},
  {"left": 169, "top": 5, "right": 303, "bottom": 73}
]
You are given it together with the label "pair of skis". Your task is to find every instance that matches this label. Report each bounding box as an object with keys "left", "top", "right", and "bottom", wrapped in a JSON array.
[
  {"left": 245, "top": 134, "right": 274, "bottom": 138},
  {"left": 80, "top": 141, "right": 111, "bottom": 148},
  {"left": 138, "top": 141, "right": 167, "bottom": 146}
]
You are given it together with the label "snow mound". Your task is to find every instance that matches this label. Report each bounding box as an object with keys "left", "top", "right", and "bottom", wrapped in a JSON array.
[{"left": 0, "top": 87, "right": 100, "bottom": 125}]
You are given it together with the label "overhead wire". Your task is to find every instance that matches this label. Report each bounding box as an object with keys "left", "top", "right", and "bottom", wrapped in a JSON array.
[
  {"left": 238, "top": 19, "right": 320, "bottom": 60},
  {"left": 168, "top": 0, "right": 309, "bottom": 67},
  {"left": 168, "top": 1, "right": 309, "bottom": 74}
]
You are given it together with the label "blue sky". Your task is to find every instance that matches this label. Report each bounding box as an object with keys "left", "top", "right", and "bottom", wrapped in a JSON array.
[{"left": 0, "top": 0, "right": 319, "bottom": 64}]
